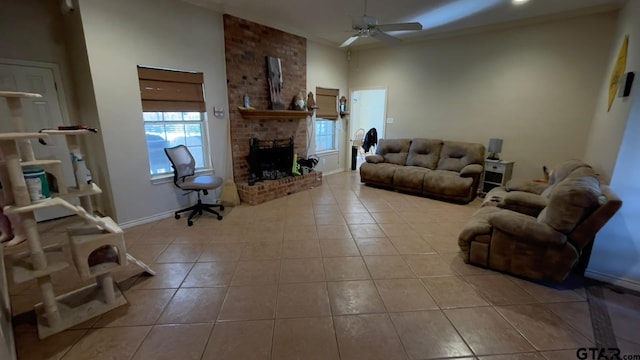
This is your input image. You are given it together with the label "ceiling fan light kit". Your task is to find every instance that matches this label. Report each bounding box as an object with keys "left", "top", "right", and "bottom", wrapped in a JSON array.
[{"left": 340, "top": 0, "right": 423, "bottom": 47}]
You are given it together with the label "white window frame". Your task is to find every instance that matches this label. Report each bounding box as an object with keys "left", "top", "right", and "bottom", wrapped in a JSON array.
[
  {"left": 315, "top": 117, "right": 337, "bottom": 153},
  {"left": 144, "top": 111, "right": 211, "bottom": 179}
]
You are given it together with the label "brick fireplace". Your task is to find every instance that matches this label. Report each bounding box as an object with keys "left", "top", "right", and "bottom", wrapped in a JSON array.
[{"left": 223, "top": 15, "right": 322, "bottom": 205}]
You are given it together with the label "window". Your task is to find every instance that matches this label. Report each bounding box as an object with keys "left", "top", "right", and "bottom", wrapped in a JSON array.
[
  {"left": 315, "top": 87, "right": 339, "bottom": 153},
  {"left": 316, "top": 119, "right": 336, "bottom": 152},
  {"left": 138, "top": 66, "right": 208, "bottom": 176},
  {"left": 143, "top": 112, "right": 206, "bottom": 175}
]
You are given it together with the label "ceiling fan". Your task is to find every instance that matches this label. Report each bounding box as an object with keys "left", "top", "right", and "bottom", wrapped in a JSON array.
[{"left": 340, "top": 0, "right": 423, "bottom": 48}]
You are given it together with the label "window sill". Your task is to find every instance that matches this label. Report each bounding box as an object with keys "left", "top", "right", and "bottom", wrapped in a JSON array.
[
  {"left": 316, "top": 150, "right": 339, "bottom": 156},
  {"left": 150, "top": 168, "right": 214, "bottom": 185}
]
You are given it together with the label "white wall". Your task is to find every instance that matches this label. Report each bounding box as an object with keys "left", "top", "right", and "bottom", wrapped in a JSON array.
[
  {"left": 306, "top": 41, "right": 349, "bottom": 174},
  {"left": 586, "top": 0, "right": 640, "bottom": 291},
  {"left": 348, "top": 12, "right": 617, "bottom": 182},
  {"left": 75, "top": 0, "right": 229, "bottom": 225}
]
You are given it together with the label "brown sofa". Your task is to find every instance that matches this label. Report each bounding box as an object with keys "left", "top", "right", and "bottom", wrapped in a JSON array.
[
  {"left": 459, "top": 163, "right": 622, "bottom": 282},
  {"left": 359, "top": 138, "right": 485, "bottom": 203}
]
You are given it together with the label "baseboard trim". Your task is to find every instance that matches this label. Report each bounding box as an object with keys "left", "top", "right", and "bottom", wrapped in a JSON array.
[
  {"left": 321, "top": 168, "right": 345, "bottom": 176},
  {"left": 118, "top": 211, "right": 174, "bottom": 230},
  {"left": 585, "top": 270, "right": 640, "bottom": 292}
]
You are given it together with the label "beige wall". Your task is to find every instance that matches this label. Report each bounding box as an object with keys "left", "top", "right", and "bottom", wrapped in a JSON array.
[
  {"left": 0, "top": 0, "right": 79, "bottom": 123},
  {"left": 75, "top": 0, "right": 229, "bottom": 225},
  {"left": 586, "top": 0, "right": 640, "bottom": 291},
  {"left": 584, "top": 9, "right": 637, "bottom": 183},
  {"left": 348, "top": 12, "right": 617, "bottom": 182},
  {"left": 307, "top": 41, "right": 349, "bottom": 174}
]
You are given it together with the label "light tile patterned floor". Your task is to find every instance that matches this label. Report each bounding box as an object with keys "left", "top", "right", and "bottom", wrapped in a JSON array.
[{"left": 6, "top": 171, "right": 640, "bottom": 359}]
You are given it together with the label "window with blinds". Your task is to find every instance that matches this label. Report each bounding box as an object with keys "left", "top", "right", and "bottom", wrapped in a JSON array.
[
  {"left": 315, "top": 87, "right": 339, "bottom": 153},
  {"left": 315, "top": 87, "right": 339, "bottom": 120},
  {"left": 138, "top": 66, "right": 209, "bottom": 176}
]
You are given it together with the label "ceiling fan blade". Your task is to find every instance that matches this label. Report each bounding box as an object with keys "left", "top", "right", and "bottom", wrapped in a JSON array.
[
  {"left": 376, "top": 22, "right": 423, "bottom": 32},
  {"left": 371, "top": 30, "right": 401, "bottom": 45},
  {"left": 340, "top": 35, "right": 360, "bottom": 48}
]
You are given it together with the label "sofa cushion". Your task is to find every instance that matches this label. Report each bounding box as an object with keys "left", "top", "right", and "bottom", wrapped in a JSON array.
[
  {"left": 375, "top": 139, "right": 411, "bottom": 165},
  {"left": 537, "top": 175, "right": 601, "bottom": 233},
  {"left": 423, "top": 170, "right": 474, "bottom": 198},
  {"left": 359, "top": 162, "right": 402, "bottom": 186},
  {"left": 406, "top": 139, "right": 442, "bottom": 169},
  {"left": 437, "top": 141, "right": 485, "bottom": 172},
  {"left": 393, "top": 166, "right": 430, "bottom": 192}
]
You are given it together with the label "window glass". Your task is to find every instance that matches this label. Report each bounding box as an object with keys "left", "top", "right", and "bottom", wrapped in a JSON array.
[
  {"left": 144, "top": 112, "right": 207, "bottom": 175},
  {"left": 315, "top": 118, "right": 336, "bottom": 152}
]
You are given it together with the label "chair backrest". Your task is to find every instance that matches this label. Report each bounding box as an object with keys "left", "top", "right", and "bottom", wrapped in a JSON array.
[
  {"left": 353, "top": 128, "right": 365, "bottom": 145},
  {"left": 164, "top": 145, "right": 196, "bottom": 186},
  {"left": 569, "top": 184, "right": 622, "bottom": 249},
  {"left": 537, "top": 171, "right": 622, "bottom": 250}
]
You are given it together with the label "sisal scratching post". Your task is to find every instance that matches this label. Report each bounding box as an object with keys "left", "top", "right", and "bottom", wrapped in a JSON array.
[{"left": 219, "top": 118, "right": 240, "bottom": 206}]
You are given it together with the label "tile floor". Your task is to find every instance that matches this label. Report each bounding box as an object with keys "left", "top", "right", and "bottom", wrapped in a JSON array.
[{"left": 5, "top": 171, "right": 640, "bottom": 359}]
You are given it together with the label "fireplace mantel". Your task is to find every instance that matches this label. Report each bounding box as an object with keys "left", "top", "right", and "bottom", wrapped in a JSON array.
[{"left": 238, "top": 108, "right": 312, "bottom": 120}]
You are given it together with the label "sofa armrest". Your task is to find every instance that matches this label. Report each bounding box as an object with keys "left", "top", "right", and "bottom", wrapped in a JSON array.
[
  {"left": 488, "top": 210, "right": 567, "bottom": 247},
  {"left": 505, "top": 180, "right": 548, "bottom": 195},
  {"left": 365, "top": 155, "right": 384, "bottom": 164},
  {"left": 460, "top": 164, "right": 483, "bottom": 177}
]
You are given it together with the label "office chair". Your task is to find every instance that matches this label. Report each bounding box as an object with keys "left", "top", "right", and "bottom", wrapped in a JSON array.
[{"left": 164, "top": 145, "right": 224, "bottom": 226}]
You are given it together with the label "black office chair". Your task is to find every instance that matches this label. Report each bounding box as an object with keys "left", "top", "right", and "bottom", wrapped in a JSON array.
[{"left": 164, "top": 145, "right": 224, "bottom": 226}]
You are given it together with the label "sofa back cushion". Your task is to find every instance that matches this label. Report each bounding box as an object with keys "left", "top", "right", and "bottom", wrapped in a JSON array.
[
  {"left": 537, "top": 175, "right": 601, "bottom": 234},
  {"left": 406, "top": 139, "right": 443, "bottom": 169},
  {"left": 437, "top": 141, "right": 485, "bottom": 172},
  {"left": 375, "top": 139, "right": 411, "bottom": 165}
]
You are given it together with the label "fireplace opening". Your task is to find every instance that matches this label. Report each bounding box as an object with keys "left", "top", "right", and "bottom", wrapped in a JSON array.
[{"left": 247, "top": 137, "right": 294, "bottom": 183}]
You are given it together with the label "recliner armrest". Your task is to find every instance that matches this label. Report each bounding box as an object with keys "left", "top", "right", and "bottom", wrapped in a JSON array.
[
  {"left": 505, "top": 180, "right": 548, "bottom": 195},
  {"left": 488, "top": 210, "right": 567, "bottom": 247},
  {"left": 460, "top": 164, "right": 483, "bottom": 177},
  {"left": 499, "top": 192, "right": 547, "bottom": 216}
]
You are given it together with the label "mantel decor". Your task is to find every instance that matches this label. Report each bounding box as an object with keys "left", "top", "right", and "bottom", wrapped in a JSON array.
[
  {"left": 238, "top": 108, "right": 312, "bottom": 120},
  {"left": 267, "top": 56, "right": 285, "bottom": 110}
]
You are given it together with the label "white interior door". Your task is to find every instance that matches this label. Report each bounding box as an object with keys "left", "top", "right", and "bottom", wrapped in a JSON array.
[
  {"left": 347, "top": 88, "right": 387, "bottom": 166},
  {"left": 0, "top": 63, "right": 76, "bottom": 221}
]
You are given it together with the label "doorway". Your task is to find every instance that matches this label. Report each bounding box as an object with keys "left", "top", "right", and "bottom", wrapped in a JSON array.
[
  {"left": 348, "top": 88, "right": 387, "bottom": 169},
  {"left": 0, "top": 61, "right": 76, "bottom": 221}
]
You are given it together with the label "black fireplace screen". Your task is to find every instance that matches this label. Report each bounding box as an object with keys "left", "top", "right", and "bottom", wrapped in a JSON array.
[{"left": 247, "top": 137, "right": 294, "bottom": 181}]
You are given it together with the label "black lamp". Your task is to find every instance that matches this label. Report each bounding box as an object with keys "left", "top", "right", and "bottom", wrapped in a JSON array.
[{"left": 487, "top": 138, "right": 503, "bottom": 160}]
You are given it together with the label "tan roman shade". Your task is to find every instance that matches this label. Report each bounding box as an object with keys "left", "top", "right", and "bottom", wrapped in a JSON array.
[
  {"left": 315, "top": 87, "right": 339, "bottom": 120},
  {"left": 138, "top": 66, "right": 205, "bottom": 112}
]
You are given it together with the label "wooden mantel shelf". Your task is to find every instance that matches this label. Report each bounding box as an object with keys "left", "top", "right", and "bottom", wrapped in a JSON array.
[{"left": 238, "top": 108, "right": 312, "bottom": 120}]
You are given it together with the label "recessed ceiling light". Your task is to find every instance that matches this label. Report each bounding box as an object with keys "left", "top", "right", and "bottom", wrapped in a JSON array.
[{"left": 512, "top": 0, "right": 530, "bottom": 4}]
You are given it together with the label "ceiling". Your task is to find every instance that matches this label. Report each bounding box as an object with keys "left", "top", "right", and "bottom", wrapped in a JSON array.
[{"left": 184, "top": 0, "right": 625, "bottom": 48}]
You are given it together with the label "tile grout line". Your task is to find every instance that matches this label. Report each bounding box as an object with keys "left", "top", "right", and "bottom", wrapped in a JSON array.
[{"left": 586, "top": 282, "right": 618, "bottom": 349}]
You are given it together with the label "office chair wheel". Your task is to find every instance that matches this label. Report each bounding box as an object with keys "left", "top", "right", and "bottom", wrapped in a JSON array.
[
  {"left": 217, "top": 215, "right": 223, "bottom": 220},
  {"left": 220, "top": 205, "right": 225, "bottom": 211},
  {"left": 175, "top": 214, "right": 180, "bottom": 219},
  {"left": 188, "top": 220, "right": 194, "bottom": 226}
]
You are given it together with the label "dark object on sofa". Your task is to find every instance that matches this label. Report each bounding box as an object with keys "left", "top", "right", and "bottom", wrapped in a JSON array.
[
  {"left": 359, "top": 138, "right": 485, "bottom": 203},
  {"left": 459, "top": 164, "right": 622, "bottom": 283},
  {"left": 362, "top": 128, "right": 377, "bottom": 153}
]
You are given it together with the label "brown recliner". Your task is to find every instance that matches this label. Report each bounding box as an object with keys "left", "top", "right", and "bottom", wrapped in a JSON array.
[
  {"left": 482, "top": 159, "right": 593, "bottom": 217},
  {"left": 459, "top": 166, "right": 622, "bottom": 283}
]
